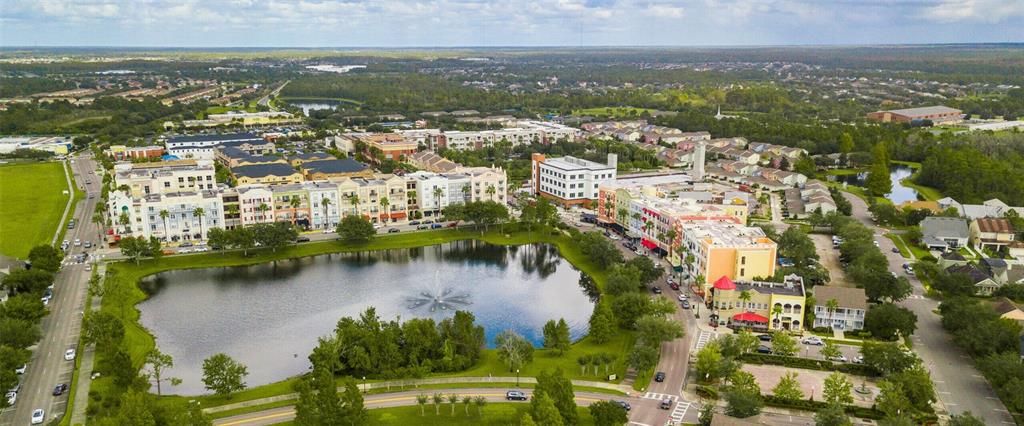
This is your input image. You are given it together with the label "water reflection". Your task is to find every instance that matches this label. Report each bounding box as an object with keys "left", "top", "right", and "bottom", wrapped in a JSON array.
[
  {"left": 830, "top": 165, "right": 921, "bottom": 204},
  {"left": 137, "top": 242, "right": 593, "bottom": 395}
]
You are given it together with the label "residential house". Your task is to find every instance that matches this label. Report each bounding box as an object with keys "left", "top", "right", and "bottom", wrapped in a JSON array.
[
  {"left": 812, "top": 286, "right": 867, "bottom": 331},
  {"left": 710, "top": 274, "right": 806, "bottom": 332},
  {"left": 993, "top": 298, "right": 1024, "bottom": 328},
  {"left": 939, "top": 251, "right": 969, "bottom": 268},
  {"left": 971, "top": 218, "right": 1016, "bottom": 251},
  {"left": 946, "top": 263, "right": 1000, "bottom": 296},
  {"left": 920, "top": 217, "right": 970, "bottom": 250}
]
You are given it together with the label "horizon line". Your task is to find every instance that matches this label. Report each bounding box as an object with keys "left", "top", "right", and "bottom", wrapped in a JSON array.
[{"left": 2, "top": 42, "right": 1023, "bottom": 51}]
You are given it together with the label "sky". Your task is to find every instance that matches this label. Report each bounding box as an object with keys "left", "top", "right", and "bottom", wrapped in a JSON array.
[{"left": 1, "top": 0, "right": 1022, "bottom": 47}]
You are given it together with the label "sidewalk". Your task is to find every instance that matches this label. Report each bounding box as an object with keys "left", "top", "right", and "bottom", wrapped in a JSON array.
[
  {"left": 69, "top": 263, "right": 105, "bottom": 425},
  {"left": 203, "top": 376, "right": 633, "bottom": 414}
]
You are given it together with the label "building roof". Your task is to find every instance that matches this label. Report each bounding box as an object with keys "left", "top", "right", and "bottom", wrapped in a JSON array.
[
  {"left": 289, "top": 152, "right": 335, "bottom": 161},
  {"left": 976, "top": 217, "right": 1015, "bottom": 234},
  {"left": 992, "top": 297, "right": 1023, "bottom": 316},
  {"left": 941, "top": 251, "right": 967, "bottom": 261},
  {"left": 813, "top": 286, "right": 867, "bottom": 311},
  {"left": 713, "top": 275, "right": 736, "bottom": 290},
  {"left": 302, "top": 158, "right": 369, "bottom": 174},
  {"left": 880, "top": 106, "right": 962, "bottom": 118},
  {"left": 733, "top": 312, "right": 769, "bottom": 323},
  {"left": 232, "top": 163, "right": 299, "bottom": 179},
  {"left": 543, "top": 155, "right": 615, "bottom": 171},
  {"left": 167, "top": 132, "right": 263, "bottom": 144},
  {"left": 946, "top": 264, "right": 992, "bottom": 285},
  {"left": 921, "top": 217, "right": 969, "bottom": 239}
]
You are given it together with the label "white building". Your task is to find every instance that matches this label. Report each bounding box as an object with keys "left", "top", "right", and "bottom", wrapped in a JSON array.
[
  {"left": 113, "top": 160, "right": 217, "bottom": 197},
  {"left": 165, "top": 132, "right": 269, "bottom": 160},
  {"left": 812, "top": 286, "right": 868, "bottom": 331},
  {"left": 109, "top": 189, "right": 223, "bottom": 242},
  {"left": 531, "top": 153, "right": 617, "bottom": 206}
]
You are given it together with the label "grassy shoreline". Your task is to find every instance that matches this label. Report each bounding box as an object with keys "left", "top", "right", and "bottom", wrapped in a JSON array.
[{"left": 96, "top": 226, "right": 630, "bottom": 412}]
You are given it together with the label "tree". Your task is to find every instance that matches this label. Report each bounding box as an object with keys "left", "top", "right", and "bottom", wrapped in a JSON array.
[
  {"left": 772, "top": 372, "right": 804, "bottom": 401},
  {"left": 1, "top": 268, "right": 53, "bottom": 294},
  {"left": 529, "top": 393, "right": 564, "bottom": 426},
  {"left": 876, "top": 380, "right": 912, "bottom": 418},
  {"left": 738, "top": 290, "right": 752, "bottom": 310},
  {"left": 473, "top": 395, "right": 487, "bottom": 416},
  {"left": 611, "top": 293, "right": 651, "bottom": 328},
  {"left": 82, "top": 311, "right": 125, "bottom": 351},
  {"left": 495, "top": 329, "right": 534, "bottom": 372},
  {"left": 201, "top": 353, "right": 248, "bottom": 398},
  {"left": 110, "top": 346, "right": 137, "bottom": 388},
  {"left": 0, "top": 318, "right": 40, "bottom": 349},
  {"left": 605, "top": 265, "right": 641, "bottom": 296},
  {"left": 822, "top": 372, "right": 853, "bottom": 405},
  {"left": 542, "top": 318, "right": 571, "bottom": 355},
  {"left": 725, "top": 385, "right": 763, "bottom": 418},
  {"left": 625, "top": 256, "right": 663, "bottom": 285},
  {"left": 627, "top": 342, "right": 659, "bottom": 371},
  {"left": 321, "top": 197, "right": 333, "bottom": 229},
  {"left": 462, "top": 395, "right": 472, "bottom": 415},
  {"left": 635, "top": 314, "right": 684, "bottom": 346},
  {"left": 206, "top": 227, "right": 232, "bottom": 252},
  {"left": 295, "top": 366, "right": 367, "bottom": 425},
  {"left": 416, "top": 394, "right": 428, "bottom": 416},
  {"left": 888, "top": 366, "right": 936, "bottom": 412},
  {"left": 159, "top": 209, "right": 170, "bottom": 239},
  {"left": 336, "top": 215, "right": 376, "bottom": 242},
  {"left": 860, "top": 342, "right": 916, "bottom": 375},
  {"left": 193, "top": 207, "right": 206, "bottom": 239},
  {"left": 0, "top": 294, "right": 45, "bottom": 322},
  {"left": 447, "top": 393, "right": 459, "bottom": 415},
  {"left": 432, "top": 393, "right": 444, "bottom": 415},
  {"left": 814, "top": 402, "right": 851, "bottom": 426},
  {"left": 432, "top": 187, "right": 444, "bottom": 217},
  {"left": 718, "top": 331, "right": 758, "bottom": 358},
  {"left": 948, "top": 412, "right": 986, "bottom": 426},
  {"left": 699, "top": 403, "right": 715, "bottom": 426},
  {"left": 144, "top": 347, "right": 181, "bottom": 396},
  {"left": 533, "top": 369, "right": 577, "bottom": 425},
  {"left": 589, "top": 400, "right": 628, "bottom": 426},
  {"left": 820, "top": 341, "right": 842, "bottom": 361},
  {"left": 253, "top": 222, "right": 298, "bottom": 252},
  {"left": 771, "top": 332, "right": 797, "bottom": 357},
  {"left": 778, "top": 227, "right": 818, "bottom": 266},
  {"left": 587, "top": 302, "right": 615, "bottom": 344},
  {"left": 27, "top": 244, "right": 62, "bottom": 272},
  {"left": 116, "top": 390, "right": 157, "bottom": 426},
  {"left": 695, "top": 342, "right": 723, "bottom": 383},
  {"left": 864, "top": 303, "right": 917, "bottom": 341},
  {"left": 839, "top": 133, "right": 854, "bottom": 154}
]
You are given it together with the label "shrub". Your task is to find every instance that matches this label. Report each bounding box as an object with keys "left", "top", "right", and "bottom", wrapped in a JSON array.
[
  {"left": 762, "top": 395, "right": 884, "bottom": 420},
  {"left": 739, "top": 353, "right": 880, "bottom": 377},
  {"left": 696, "top": 385, "right": 719, "bottom": 400}
]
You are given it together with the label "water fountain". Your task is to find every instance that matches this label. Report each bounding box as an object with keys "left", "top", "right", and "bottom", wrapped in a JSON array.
[{"left": 404, "top": 271, "right": 472, "bottom": 313}]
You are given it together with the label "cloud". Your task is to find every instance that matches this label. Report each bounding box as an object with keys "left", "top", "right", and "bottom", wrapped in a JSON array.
[{"left": 920, "top": 0, "right": 1024, "bottom": 23}]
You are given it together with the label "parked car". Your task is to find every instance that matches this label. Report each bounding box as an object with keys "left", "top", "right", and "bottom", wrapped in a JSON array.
[
  {"left": 505, "top": 390, "right": 528, "bottom": 401},
  {"left": 669, "top": 282, "right": 680, "bottom": 290},
  {"left": 194, "top": 246, "right": 209, "bottom": 252},
  {"left": 852, "top": 355, "right": 864, "bottom": 364},
  {"left": 609, "top": 234, "right": 621, "bottom": 240},
  {"left": 660, "top": 398, "right": 672, "bottom": 410},
  {"left": 31, "top": 409, "right": 45, "bottom": 425},
  {"left": 891, "top": 247, "right": 900, "bottom": 253},
  {"left": 74, "top": 239, "right": 81, "bottom": 246},
  {"left": 614, "top": 400, "right": 631, "bottom": 411},
  {"left": 827, "top": 355, "right": 848, "bottom": 363},
  {"left": 416, "top": 225, "right": 429, "bottom": 230},
  {"left": 654, "top": 371, "right": 666, "bottom": 382},
  {"left": 14, "top": 364, "right": 26, "bottom": 374},
  {"left": 64, "top": 349, "right": 76, "bottom": 361},
  {"left": 388, "top": 228, "right": 400, "bottom": 233},
  {"left": 677, "top": 294, "right": 688, "bottom": 301},
  {"left": 296, "top": 237, "right": 311, "bottom": 243},
  {"left": 757, "top": 334, "right": 772, "bottom": 342},
  {"left": 431, "top": 223, "right": 443, "bottom": 229},
  {"left": 681, "top": 300, "right": 690, "bottom": 309},
  {"left": 801, "top": 336, "right": 824, "bottom": 346},
  {"left": 756, "top": 345, "right": 773, "bottom": 354},
  {"left": 83, "top": 241, "right": 92, "bottom": 248},
  {"left": 446, "top": 222, "right": 458, "bottom": 228},
  {"left": 52, "top": 384, "right": 68, "bottom": 396},
  {"left": 179, "top": 242, "right": 193, "bottom": 248},
  {"left": 5, "top": 391, "right": 15, "bottom": 406},
  {"left": 422, "top": 220, "right": 434, "bottom": 224},
  {"left": 651, "top": 287, "right": 662, "bottom": 294},
  {"left": 409, "top": 221, "right": 421, "bottom": 226}
]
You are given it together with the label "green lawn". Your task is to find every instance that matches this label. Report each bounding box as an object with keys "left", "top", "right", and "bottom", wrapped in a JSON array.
[
  {"left": 0, "top": 161, "right": 71, "bottom": 258},
  {"left": 369, "top": 403, "right": 595, "bottom": 425},
  {"left": 98, "top": 227, "right": 628, "bottom": 411},
  {"left": 884, "top": 234, "right": 912, "bottom": 259}
]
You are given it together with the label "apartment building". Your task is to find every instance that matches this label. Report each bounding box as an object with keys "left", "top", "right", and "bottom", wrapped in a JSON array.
[
  {"left": 108, "top": 189, "right": 224, "bottom": 242},
  {"left": 112, "top": 160, "right": 217, "bottom": 197},
  {"left": 237, "top": 185, "right": 276, "bottom": 225},
  {"left": 104, "top": 145, "right": 164, "bottom": 161},
  {"left": 683, "top": 223, "right": 777, "bottom": 294},
  {"left": 234, "top": 163, "right": 304, "bottom": 186},
  {"left": 165, "top": 132, "right": 272, "bottom": 160},
  {"left": 336, "top": 175, "right": 410, "bottom": 224},
  {"left": 532, "top": 153, "right": 617, "bottom": 206},
  {"left": 710, "top": 274, "right": 806, "bottom": 332},
  {"left": 812, "top": 286, "right": 868, "bottom": 331},
  {"left": 357, "top": 133, "right": 418, "bottom": 161}
]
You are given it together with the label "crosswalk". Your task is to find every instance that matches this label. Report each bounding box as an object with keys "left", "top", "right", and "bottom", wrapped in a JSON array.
[
  {"left": 669, "top": 401, "right": 692, "bottom": 423},
  {"left": 642, "top": 392, "right": 677, "bottom": 402},
  {"left": 694, "top": 330, "right": 715, "bottom": 351}
]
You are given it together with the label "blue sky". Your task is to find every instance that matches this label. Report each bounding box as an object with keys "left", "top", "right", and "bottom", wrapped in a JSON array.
[{"left": 1, "top": 0, "right": 1022, "bottom": 47}]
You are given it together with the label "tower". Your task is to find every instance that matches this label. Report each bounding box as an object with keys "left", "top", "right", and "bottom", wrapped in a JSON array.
[{"left": 693, "top": 141, "right": 706, "bottom": 182}]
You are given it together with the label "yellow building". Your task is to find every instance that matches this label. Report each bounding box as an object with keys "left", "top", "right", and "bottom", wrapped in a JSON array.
[
  {"left": 233, "top": 163, "right": 304, "bottom": 186},
  {"left": 684, "top": 223, "right": 777, "bottom": 294},
  {"left": 710, "top": 274, "right": 806, "bottom": 332}
]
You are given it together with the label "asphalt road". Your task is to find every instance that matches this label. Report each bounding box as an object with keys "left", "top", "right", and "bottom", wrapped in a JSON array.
[
  {"left": 212, "top": 388, "right": 624, "bottom": 426},
  {"left": 2, "top": 154, "right": 102, "bottom": 425},
  {"left": 842, "top": 192, "right": 1015, "bottom": 425}
]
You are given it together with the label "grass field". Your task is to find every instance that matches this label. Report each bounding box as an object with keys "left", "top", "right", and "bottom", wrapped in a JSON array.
[
  {"left": 97, "top": 226, "right": 631, "bottom": 411},
  {"left": 369, "top": 403, "right": 595, "bottom": 425},
  {"left": 0, "top": 161, "right": 70, "bottom": 258},
  {"left": 572, "top": 106, "right": 657, "bottom": 117}
]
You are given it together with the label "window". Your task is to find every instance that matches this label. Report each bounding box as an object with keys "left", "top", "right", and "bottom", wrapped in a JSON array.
[
  {"left": 740, "top": 268, "right": 745, "bottom": 276},
  {"left": 741, "top": 256, "right": 746, "bottom": 265}
]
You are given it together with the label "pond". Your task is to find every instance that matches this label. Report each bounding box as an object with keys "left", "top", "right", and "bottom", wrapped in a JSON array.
[
  {"left": 830, "top": 164, "right": 920, "bottom": 204},
  {"left": 286, "top": 99, "right": 347, "bottom": 116},
  {"left": 137, "top": 241, "right": 595, "bottom": 395}
]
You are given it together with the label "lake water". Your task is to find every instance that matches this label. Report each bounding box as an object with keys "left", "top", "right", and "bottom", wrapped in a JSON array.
[
  {"left": 137, "top": 241, "right": 595, "bottom": 395},
  {"left": 287, "top": 99, "right": 344, "bottom": 116},
  {"left": 831, "top": 164, "right": 920, "bottom": 204}
]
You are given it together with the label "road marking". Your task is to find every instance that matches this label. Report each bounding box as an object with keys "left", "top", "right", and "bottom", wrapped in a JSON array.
[
  {"left": 694, "top": 330, "right": 715, "bottom": 352},
  {"left": 628, "top": 423, "right": 653, "bottom": 426},
  {"left": 670, "top": 400, "right": 692, "bottom": 422},
  {"left": 642, "top": 392, "right": 678, "bottom": 402}
]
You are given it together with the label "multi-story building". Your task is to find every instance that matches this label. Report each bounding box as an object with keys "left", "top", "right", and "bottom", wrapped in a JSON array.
[
  {"left": 336, "top": 175, "right": 410, "bottom": 224},
  {"left": 362, "top": 133, "right": 418, "bottom": 161},
  {"left": 710, "top": 274, "right": 806, "bottom": 332},
  {"left": 812, "top": 286, "right": 868, "bottom": 331},
  {"left": 305, "top": 181, "right": 343, "bottom": 230},
  {"left": 532, "top": 153, "right": 617, "bottom": 207},
  {"left": 233, "top": 163, "right": 304, "bottom": 186},
  {"left": 113, "top": 160, "right": 217, "bottom": 197},
  {"left": 300, "top": 159, "right": 373, "bottom": 180},
  {"left": 104, "top": 145, "right": 165, "bottom": 161},
  {"left": 683, "top": 223, "right": 777, "bottom": 294},
  {"left": 237, "top": 185, "right": 276, "bottom": 225},
  {"left": 108, "top": 189, "right": 223, "bottom": 243},
  {"left": 165, "top": 132, "right": 273, "bottom": 160}
]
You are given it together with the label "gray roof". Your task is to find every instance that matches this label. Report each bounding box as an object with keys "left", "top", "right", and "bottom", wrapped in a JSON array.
[
  {"left": 168, "top": 132, "right": 263, "bottom": 144},
  {"left": 290, "top": 152, "right": 335, "bottom": 161},
  {"left": 946, "top": 264, "right": 992, "bottom": 285},
  {"left": 232, "top": 163, "right": 299, "bottom": 178},
  {"left": 813, "top": 286, "right": 867, "bottom": 311},
  {"left": 302, "top": 158, "right": 368, "bottom": 174},
  {"left": 920, "top": 217, "right": 969, "bottom": 239},
  {"left": 882, "top": 106, "right": 962, "bottom": 118}
]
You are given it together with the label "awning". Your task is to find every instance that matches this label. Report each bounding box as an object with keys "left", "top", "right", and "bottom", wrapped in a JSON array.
[
  {"left": 641, "top": 239, "right": 658, "bottom": 250},
  {"left": 626, "top": 231, "right": 641, "bottom": 239},
  {"left": 733, "top": 312, "right": 769, "bottom": 323}
]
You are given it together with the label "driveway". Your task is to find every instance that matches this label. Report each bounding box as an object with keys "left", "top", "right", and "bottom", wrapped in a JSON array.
[
  {"left": 842, "top": 192, "right": 1014, "bottom": 425},
  {"left": 810, "top": 234, "right": 852, "bottom": 288}
]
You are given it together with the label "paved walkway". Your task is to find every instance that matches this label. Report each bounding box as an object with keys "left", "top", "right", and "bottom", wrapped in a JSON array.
[
  {"left": 52, "top": 159, "right": 75, "bottom": 246},
  {"left": 203, "top": 376, "right": 633, "bottom": 414},
  {"left": 69, "top": 263, "right": 105, "bottom": 425}
]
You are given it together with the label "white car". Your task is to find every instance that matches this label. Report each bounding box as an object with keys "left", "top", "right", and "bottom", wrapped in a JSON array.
[
  {"left": 64, "top": 349, "right": 76, "bottom": 361},
  {"left": 74, "top": 239, "right": 81, "bottom": 246},
  {"left": 193, "top": 246, "right": 209, "bottom": 253},
  {"left": 85, "top": 264, "right": 92, "bottom": 271},
  {"left": 322, "top": 229, "right": 333, "bottom": 234},
  {"left": 827, "top": 355, "right": 848, "bottom": 362},
  {"left": 801, "top": 336, "right": 824, "bottom": 346},
  {"left": 678, "top": 294, "right": 688, "bottom": 301},
  {"left": 31, "top": 408, "right": 44, "bottom": 424},
  {"left": 853, "top": 355, "right": 864, "bottom": 364},
  {"left": 15, "top": 364, "right": 26, "bottom": 374},
  {"left": 5, "top": 391, "right": 15, "bottom": 406}
]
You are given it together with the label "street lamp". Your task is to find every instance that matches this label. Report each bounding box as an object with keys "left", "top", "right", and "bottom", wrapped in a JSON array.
[
  {"left": 362, "top": 376, "right": 366, "bottom": 393},
  {"left": 516, "top": 369, "right": 520, "bottom": 387}
]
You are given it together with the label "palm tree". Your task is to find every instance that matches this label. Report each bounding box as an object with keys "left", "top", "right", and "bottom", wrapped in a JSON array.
[
  {"left": 321, "top": 197, "right": 332, "bottom": 229},
  {"left": 347, "top": 194, "right": 360, "bottom": 216},
  {"left": 665, "top": 229, "right": 678, "bottom": 260},
  {"left": 118, "top": 212, "right": 131, "bottom": 234},
  {"left": 462, "top": 184, "right": 471, "bottom": 202},
  {"left": 462, "top": 395, "right": 472, "bottom": 415},
  {"left": 432, "top": 393, "right": 444, "bottom": 415},
  {"left": 92, "top": 212, "right": 104, "bottom": 242},
  {"left": 433, "top": 186, "right": 443, "bottom": 218},
  {"left": 473, "top": 395, "right": 487, "bottom": 416},
  {"left": 416, "top": 394, "right": 428, "bottom": 416},
  {"left": 643, "top": 220, "right": 654, "bottom": 236},
  {"left": 617, "top": 207, "right": 628, "bottom": 225},
  {"left": 289, "top": 197, "right": 301, "bottom": 226},
  {"left": 486, "top": 184, "right": 496, "bottom": 202},
  {"left": 739, "top": 290, "right": 752, "bottom": 311},
  {"left": 380, "top": 196, "right": 390, "bottom": 223},
  {"left": 193, "top": 207, "right": 205, "bottom": 241},
  {"left": 447, "top": 393, "right": 458, "bottom": 415},
  {"left": 826, "top": 298, "right": 839, "bottom": 328},
  {"left": 257, "top": 203, "right": 270, "bottom": 222},
  {"left": 772, "top": 304, "right": 784, "bottom": 330},
  {"left": 159, "top": 209, "right": 170, "bottom": 240}
]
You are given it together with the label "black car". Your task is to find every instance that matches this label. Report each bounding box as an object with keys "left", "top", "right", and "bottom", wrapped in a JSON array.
[
  {"left": 409, "top": 221, "right": 421, "bottom": 225},
  {"left": 296, "top": 237, "right": 310, "bottom": 243},
  {"left": 505, "top": 390, "right": 528, "bottom": 401},
  {"left": 756, "top": 345, "right": 773, "bottom": 354},
  {"left": 757, "top": 334, "right": 772, "bottom": 342},
  {"left": 892, "top": 247, "right": 900, "bottom": 253},
  {"left": 388, "top": 228, "right": 400, "bottom": 233},
  {"left": 614, "top": 400, "right": 631, "bottom": 411},
  {"left": 654, "top": 371, "right": 666, "bottom": 382},
  {"left": 52, "top": 383, "right": 68, "bottom": 396}
]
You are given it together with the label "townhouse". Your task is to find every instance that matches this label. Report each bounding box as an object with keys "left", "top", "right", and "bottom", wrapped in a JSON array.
[
  {"left": 811, "top": 286, "right": 868, "bottom": 331},
  {"left": 710, "top": 274, "right": 806, "bottom": 332}
]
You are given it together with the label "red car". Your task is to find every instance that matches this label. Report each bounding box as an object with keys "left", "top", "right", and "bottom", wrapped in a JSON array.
[
  {"left": 668, "top": 282, "right": 680, "bottom": 290},
  {"left": 447, "top": 222, "right": 459, "bottom": 228}
]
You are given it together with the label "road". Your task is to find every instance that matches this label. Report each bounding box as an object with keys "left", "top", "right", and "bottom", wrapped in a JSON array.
[
  {"left": 212, "top": 388, "right": 624, "bottom": 426},
  {"left": 2, "top": 154, "right": 102, "bottom": 425},
  {"left": 842, "top": 192, "right": 1015, "bottom": 425},
  {"left": 256, "top": 81, "right": 289, "bottom": 110}
]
